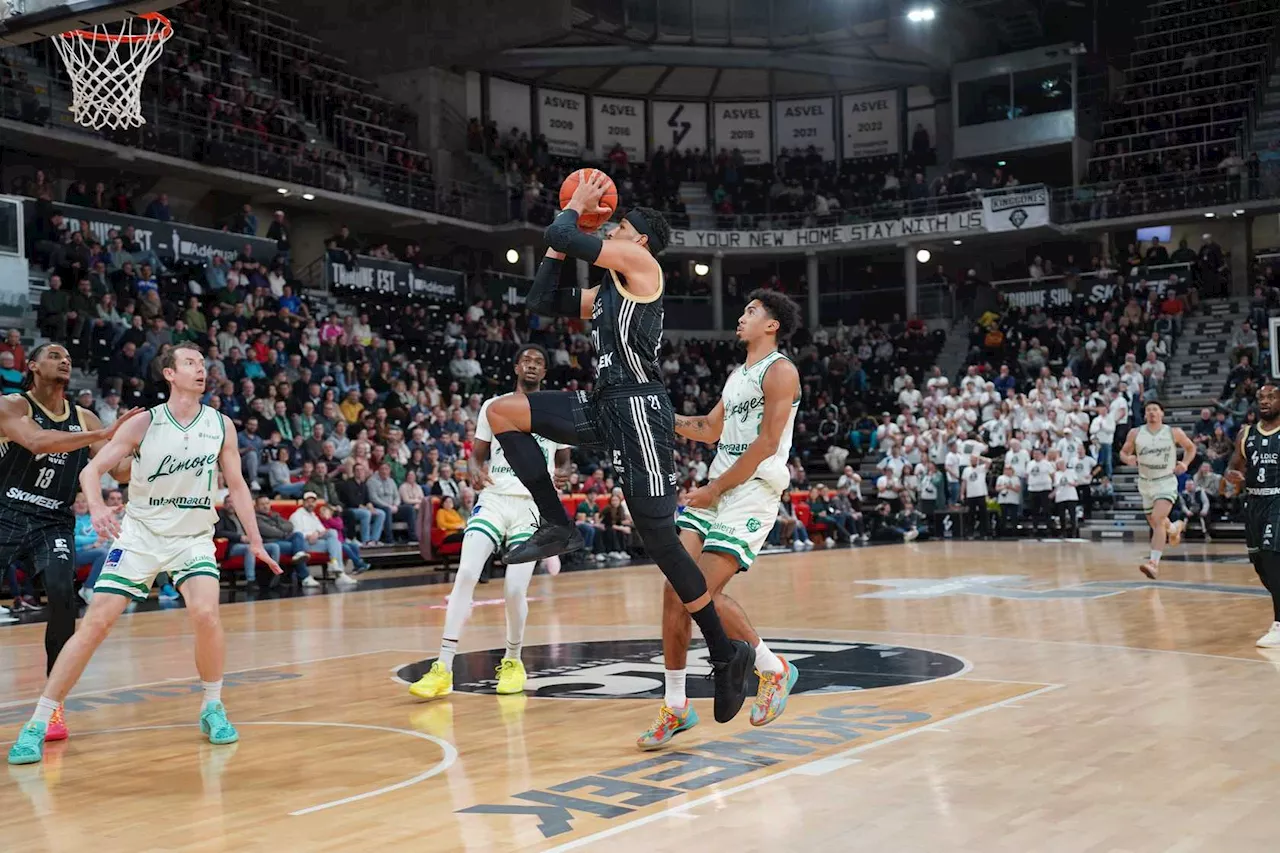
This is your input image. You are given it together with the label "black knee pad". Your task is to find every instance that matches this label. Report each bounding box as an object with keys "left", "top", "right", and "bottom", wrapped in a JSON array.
[{"left": 632, "top": 516, "right": 707, "bottom": 604}]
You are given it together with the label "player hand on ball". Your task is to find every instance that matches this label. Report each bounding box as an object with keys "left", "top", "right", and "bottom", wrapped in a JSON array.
[
  {"left": 252, "top": 542, "right": 283, "bottom": 575},
  {"left": 565, "top": 169, "right": 614, "bottom": 221},
  {"left": 683, "top": 483, "right": 721, "bottom": 510}
]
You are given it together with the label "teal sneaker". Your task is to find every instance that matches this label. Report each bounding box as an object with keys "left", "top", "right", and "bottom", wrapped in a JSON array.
[
  {"left": 200, "top": 702, "right": 239, "bottom": 745},
  {"left": 7, "top": 721, "right": 47, "bottom": 765},
  {"left": 750, "top": 658, "right": 799, "bottom": 727},
  {"left": 636, "top": 702, "right": 699, "bottom": 751}
]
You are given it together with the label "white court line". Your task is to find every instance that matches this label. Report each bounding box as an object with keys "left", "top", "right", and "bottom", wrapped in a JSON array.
[
  {"left": 540, "top": 683, "right": 1064, "bottom": 853},
  {"left": 73, "top": 720, "right": 458, "bottom": 816},
  {"left": 0, "top": 648, "right": 398, "bottom": 709}
]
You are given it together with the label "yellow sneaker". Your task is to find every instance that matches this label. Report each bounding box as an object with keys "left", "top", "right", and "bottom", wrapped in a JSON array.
[
  {"left": 408, "top": 661, "right": 453, "bottom": 700},
  {"left": 495, "top": 658, "right": 526, "bottom": 695}
]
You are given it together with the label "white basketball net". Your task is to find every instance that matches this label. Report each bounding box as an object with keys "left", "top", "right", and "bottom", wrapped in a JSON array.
[{"left": 53, "top": 13, "right": 172, "bottom": 130}]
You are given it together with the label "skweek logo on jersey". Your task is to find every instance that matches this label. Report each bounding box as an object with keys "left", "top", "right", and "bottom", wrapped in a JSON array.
[
  {"left": 394, "top": 638, "right": 964, "bottom": 699},
  {"left": 858, "top": 574, "right": 1273, "bottom": 599}
]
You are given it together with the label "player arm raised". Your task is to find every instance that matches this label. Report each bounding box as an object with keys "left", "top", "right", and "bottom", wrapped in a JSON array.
[
  {"left": 674, "top": 398, "right": 725, "bottom": 444},
  {"left": 217, "top": 415, "right": 281, "bottom": 575},
  {"left": 79, "top": 408, "right": 132, "bottom": 483},
  {"left": 79, "top": 413, "right": 151, "bottom": 539},
  {"left": 1118, "top": 428, "right": 1139, "bottom": 467},
  {"left": 1172, "top": 427, "right": 1197, "bottom": 475},
  {"left": 684, "top": 359, "right": 800, "bottom": 509},
  {"left": 0, "top": 395, "right": 140, "bottom": 456}
]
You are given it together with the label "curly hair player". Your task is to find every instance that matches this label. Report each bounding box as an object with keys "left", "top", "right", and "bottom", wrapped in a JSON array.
[
  {"left": 484, "top": 169, "right": 755, "bottom": 723},
  {"left": 638, "top": 290, "right": 803, "bottom": 750}
]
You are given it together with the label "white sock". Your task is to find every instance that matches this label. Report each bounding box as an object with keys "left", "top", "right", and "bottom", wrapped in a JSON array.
[
  {"left": 202, "top": 680, "right": 223, "bottom": 707},
  {"left": 439, "top": 532, "right": 493, "bottom": 671},
  {"left": 754, "top": 640, "right": 783, "bottom": 674},
  {"left": 503, "top": 560, "right": 535, "bottom": 662},
  {"left": 438, "top": 638, "right": 458, "bottom": 671},
  {"left": 1150, "top": 549, "right": 1163, "bottom": 563},
  {"left": 31, "top": 696, "right": 59, "bottom": 725},
  {"left": 664, "top": 669, "right": 687, "bottom": 709}
]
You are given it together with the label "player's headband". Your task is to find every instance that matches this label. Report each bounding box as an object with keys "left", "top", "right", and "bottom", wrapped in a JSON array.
[{"left": 624, "top": 209, "right": 665, "bottom": 253}]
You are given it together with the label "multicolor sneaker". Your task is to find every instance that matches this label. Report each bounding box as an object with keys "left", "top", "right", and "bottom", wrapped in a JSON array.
[
  {"left": 750, "top": 659, "right": 799, "bottom": 727},
  {"left": 409, "top": 661, "right": 453, "bottom": 701},
  {"left": 636, "top": 703, "right": 699, "bottom": 751},
  {"left": 7, "top": 722, "right": 47, "bottom": 765},
  {"left": 44, "top": 704, "right": 67, "bottom": 742},
  {"left": 200, "top": 701, "right": 239, "bottom": 745},
  {"left": 495, "top": 658, "right": 526, "bottom": 695}
]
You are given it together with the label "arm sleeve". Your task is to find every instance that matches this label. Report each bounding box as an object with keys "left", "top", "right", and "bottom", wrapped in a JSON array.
[
  {"left": 525, "top": 254, "right": 582, "bottom": 317},
  {"left": 543, "top": 209, "right": 603, "bottom": 263}
]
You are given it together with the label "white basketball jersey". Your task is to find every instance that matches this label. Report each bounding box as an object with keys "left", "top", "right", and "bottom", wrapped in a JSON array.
[
  {"left": 1135, "top": 424, "right": 1176, "bottom": 481},
  {"left": 126, "top": 404, "right": 224, "bottom": 536},
  {"left": 475, "top": 395, "right": 566, "bottom": 498},
  {"left": 709, "top": 350, "right": 798, "bottom": 495}
]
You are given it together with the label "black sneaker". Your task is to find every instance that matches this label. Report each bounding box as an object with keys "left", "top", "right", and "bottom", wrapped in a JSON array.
[
  {"left": 709, "top": 639, "right": 754, "bottom": 723},
  {"left": 504, "top": 518, "right": 585, "bottom": 564}
]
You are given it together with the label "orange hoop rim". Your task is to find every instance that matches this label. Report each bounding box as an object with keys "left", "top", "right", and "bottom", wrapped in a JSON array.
[{"left": 58, "top": 11, "right": 172, "bottom": 44}]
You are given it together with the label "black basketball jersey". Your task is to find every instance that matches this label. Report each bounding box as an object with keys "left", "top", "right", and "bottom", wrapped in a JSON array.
[
  {"left": 0, "top": 393, "right": 88, "bottom": 524},
  {"left": 1242, "top": 424, "right": 1280, "bottom": 550},
  {"left": 590, "top": 269, "right": 664, "bottom": 392}
]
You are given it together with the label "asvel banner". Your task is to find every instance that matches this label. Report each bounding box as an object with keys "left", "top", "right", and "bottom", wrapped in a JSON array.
[
  {"left": 775, "top": 97, "right": 835, "bottom": 160},
  {"left": 670, "top": 210, "right": 983, "bottom": 251},
  {"left": 842, "top": 89, "right": 900, "bottom": 159},
  {"left": 651, "top": 101, "right": 708, "bottom": 153},
  {"left": 23, "top": 199, "right": 277, "bottom": 264},
  {"left": 981, "top": 187, "right": 1051, "bottom": 232},
  {"left": 326, "top": 255, "right": 466, "bottom": 302},
  {"left": 593, "top": 96, "right": 646, "bottom": 159},
  {"left": 713, "top": 101, "right": 771, "bottom": 164},
  {"left": 538, "top": 88, "right": 587, "bottom": 158}
]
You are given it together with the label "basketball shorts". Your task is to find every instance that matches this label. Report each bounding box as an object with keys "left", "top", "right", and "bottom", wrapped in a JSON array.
[
  {"left": 1138, "top": 475, "right": 1178, "bottom": 513},
  {"left": 465, "top": 491, "right": 539, "bottom": 551},
  {"left": 0, "top": 511, "right": 74, "bottom": 583},
  {"left": 676, "top": 478, "right": 777, "bottom": 571},
  {"left": 1245, "top": 496, "right": 1280, "bottom": 554},
  {"left": 527, "top": 384, "right": 677, "bottom": 519},
  {"left": 93, "top": 515, "right": 218, "bottom": 601}
]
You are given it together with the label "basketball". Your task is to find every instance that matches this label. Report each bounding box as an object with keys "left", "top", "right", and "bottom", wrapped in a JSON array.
[{"left": 559, "top": 168, "right": 618, "bottom": 231}]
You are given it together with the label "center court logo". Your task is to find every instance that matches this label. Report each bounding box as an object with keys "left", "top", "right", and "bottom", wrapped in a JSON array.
[{"left": 395, "top": 638, "right": 965, "bottom": 699}]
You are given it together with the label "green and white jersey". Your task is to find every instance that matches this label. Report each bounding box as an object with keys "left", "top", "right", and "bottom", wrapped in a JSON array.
[
  {"left": 708, "top": 350, "right": 798, "bottom": 495},
  {"left": 475, "top": 394, "right": 568, "bottom": 498},
  {"left": 1134, "top": 424, "right": 1176, "bottom": 481},
  {"left": 127, "top": 404, "right": 224, "bottom": 537}
]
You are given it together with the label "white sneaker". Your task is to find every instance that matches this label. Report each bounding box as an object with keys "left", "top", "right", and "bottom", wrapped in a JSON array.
[
  {"left": 803, "top": 540, "right": 815, "bottom": 550},
  {"left": 335, "top": 573, "right": 358, "bottom": 587},
  {"left": 792, "top": 540, "right": 805, "bottom": 551},
  {"left": 1258, "top": 622, "right": 1280, "bottom": 648},
  {"left": 594, "top": 553, "right": 608, "bottom": 562},
  {"left": 300, "top": 576, "right": 321, "bottom": 588},
  {"left": 78, "top": 587, "right": 93, "bottom": 605},
  {"left": 904, "top": 528, "right": 919, "bottom": 542},
  {"left": 823, "top": 538, "right": 835, "bottom": 549}
]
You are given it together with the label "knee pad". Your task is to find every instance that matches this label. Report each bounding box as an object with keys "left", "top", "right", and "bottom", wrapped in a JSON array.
[{"left": 632, "top": 517, "right": 707, "bottom": 604}]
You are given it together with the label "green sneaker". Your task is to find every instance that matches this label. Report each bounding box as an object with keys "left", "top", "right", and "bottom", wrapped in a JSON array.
[
  {"left": 200, "top": 701, "right": 239, "bottom": 745},
  {"left": 7, "top": 721, "right": 47, "bottom": 765}
]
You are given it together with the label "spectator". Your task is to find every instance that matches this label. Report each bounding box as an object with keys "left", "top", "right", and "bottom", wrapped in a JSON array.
[
  {"left": 144, "top": 193, "right": 171, "bottom": 222},
  {"left": 1178, "top": 478, "right": 1211, "bottom": 541},
  {"left": 319, "top": 502, "right": 369, "bottom": 573},
  {"left": 434, "top": 495, "right": 465, "bottom": 544},
  {"left": 335, "top": 462, "right": 386, "bottom": 546},
  {"left": 216, "top": 502, "right": 299, "bottom": 590},
  {"left": 289, "top": 493, "right": 358, "bottom": 586},
  {"left": 0, "top": 352, "right": 22, "bottom": 395},
  {"left": 72, "top": 493, "right": 111, "bottom": 604}
]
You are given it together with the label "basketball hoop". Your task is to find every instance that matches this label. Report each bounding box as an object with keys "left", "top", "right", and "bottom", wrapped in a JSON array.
[{"left": 52, "top": 11, "right": 172, "bottom": 130}]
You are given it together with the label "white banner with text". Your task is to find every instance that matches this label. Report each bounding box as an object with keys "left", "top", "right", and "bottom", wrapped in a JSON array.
[
  {"left": 842, "top": 89, "right": 899, "bottom": 159},
  {"left": 538, "top": 88, "right": 586, "bottom": 157},
  {"left": 981, "top": 187, "right": 1051, "bottom": 232},
  {"left": 775, "top": 97, "right": 835, "bottom": 160},
  {"left": 669, "top": 210, "right": 983, "bottom": 251},
  {"left": 593, "top": 96, "right": 646, "bottom": 159},
  {"left": 713, "top": 101, "right": 771, "bottom": 164}
]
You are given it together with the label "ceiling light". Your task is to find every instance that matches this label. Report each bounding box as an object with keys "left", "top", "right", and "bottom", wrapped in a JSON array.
[
  {"left": 916, "top": 249, "right": 931, "bottom": 263},
  {"left": 952, "top": 240, "right": 962, "bottom": 246},
  {"left": 302, "top": 193, "right": 315, "bottom": 201},
  {"left": 907, "top": 7, "right": 936, "bottom": 22},
  {"left": 276, "top": 187, "right": 288, "bottom": 195},
  {"left": 505, "top": 248, "right": 520, "bottom": 264},
  {"left": 996, "top": 160, "right": 1007, "bottom": 167},
  {"left": 1204, "top": 212, "right": 1215, "bottom": 218},
  {"left": 1234, "top": 209, "right": 1245, "bottom": 215},
  {"left": 694, "top": 262, "right": 710, "bottom": 277}
]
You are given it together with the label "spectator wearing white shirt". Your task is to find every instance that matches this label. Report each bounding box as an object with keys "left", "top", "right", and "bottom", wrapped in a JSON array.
[
  {"left": 995, "top": 464, "right": 1021, "bottom": 535},
  {"left": 944, "top": 441, "right": 964, "bottom": 506},
  {"left": 960, "top": 454, "right": 991, "bottom": 539},
  {"left": 1090, "top": 404, "right": 1117, "bottom": 477},
  {"left": 925, "top": 366, "right": 948, "bottom": 394},
  {"left": 837, "top": 466, "right": 861, "bottom": 493},
  {"left": 290, "top": 493, "right": 358, "bottom": 585},
  {"left": 1025, "top": 449, "right": 1055, "bottom": 533},
  {"left": 1071, "top": 445, "right": 1097, "bottom": 518},
  {"left": 1141, "top": 350, "right": 1166, "bottom": 390},
  {"left": 875, "top": 471, "right": 902, "bottom": 512},
  {"left": 1052, "top": 459, "right": 1079, "bottom": 537},
  {"left": 898, "top": 378, "right": 922, "bottom": 413}
]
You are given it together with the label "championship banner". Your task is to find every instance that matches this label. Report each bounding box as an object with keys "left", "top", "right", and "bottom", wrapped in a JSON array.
[
  {"left": 651, "top": 101, "right": 707, "bottom": 153},
  {"left": 982, "top": 187, "right": 1051, "bottom": 232},
  {"left": 593, "top": 96, "right": 646, "bottom": 159},
  {"left": 488, "top": 77, "right": 531, "bottom": 135},
  {"left": 24, "top": 199, "right": 277, "bottom": 264},
  {"left": 713, "top": 101, "right": 771, "bottom": 164},
  {"left": 842, "top": 89, "right": 899, "bottom": 159},
  {"left": 538, "top": 88, "right": 586, "bottom": 158},
  {"left": 327, "top": 256, "right": 466, "bottom": 302},
  {"left": 775, "top": 97, "right": 835, "bottom": 160},
  {"left": 669, "top": 210, "right": 983, "bottom": 251}
]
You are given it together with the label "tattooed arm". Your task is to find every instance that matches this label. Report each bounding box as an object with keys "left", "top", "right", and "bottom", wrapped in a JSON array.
[{"left": 674, "top": 399, "right": 725, "bottom": 444}]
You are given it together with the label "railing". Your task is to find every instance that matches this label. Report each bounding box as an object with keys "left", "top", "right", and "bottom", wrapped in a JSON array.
[
  {"left": 1129, "top": 44, "right": 1272, "bottom": 83},
  {"left": 1141, "top": 0, "right": 1268, "bottom": 30},
  {"left": 1120, "top": 58, "right": 1268, "bottom": 92},
  {"left": 1052, "top": 165, "right": 1280, "bottom": 224},
  {"left": 1129, "top": 26, "right": 1276, "bottom": 65},
  {"left": 1100, "top": 98, "right": 1253, "bottom": 131},
  {"left": 1089, "top": 114, "right": 1249, "bottom": 161},
  {"left": 1135, "top": 8, "right": 1278, "bottom": 45}
]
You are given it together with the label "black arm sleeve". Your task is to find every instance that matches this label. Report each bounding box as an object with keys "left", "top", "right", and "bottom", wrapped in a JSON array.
[
  {"left": 525, "top": 255, "right": 582, "bottom": 317},
  {"left": 544, "top": 209, "right": 603, "bottom": 263}
]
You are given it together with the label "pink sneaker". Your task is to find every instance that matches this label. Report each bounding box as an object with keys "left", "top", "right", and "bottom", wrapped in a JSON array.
[{"left": 44, "top": 703, "right": 68, "bottom": 742}]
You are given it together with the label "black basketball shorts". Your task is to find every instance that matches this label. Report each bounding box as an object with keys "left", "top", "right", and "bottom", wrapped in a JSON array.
[
  {"left": 0, "top": 511, "right": 75, "bottom": 582},
  {"left": 1245, "top": 497, "right": 1280, "bottom": 555},
  {"left": 526, "top": 384, "right": 676, "bottom": 520}
]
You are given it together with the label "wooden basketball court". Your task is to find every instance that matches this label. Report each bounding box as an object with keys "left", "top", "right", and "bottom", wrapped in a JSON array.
[{"left": 0, "top": 540, "right": 1275, "bottom": 852}]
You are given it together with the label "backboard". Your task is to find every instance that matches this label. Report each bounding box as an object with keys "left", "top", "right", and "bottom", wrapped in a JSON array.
[{"left": 0, "top": 0, "right": 182, "bottom": 46}]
